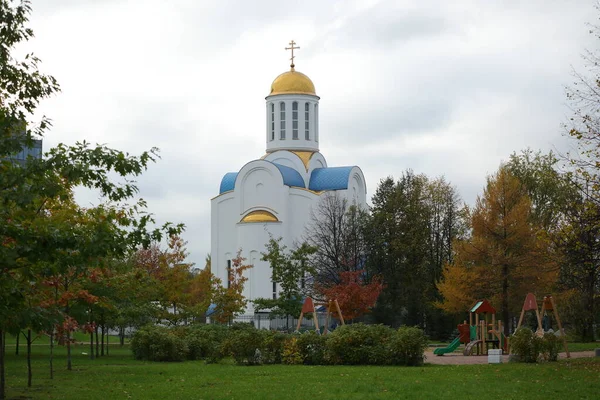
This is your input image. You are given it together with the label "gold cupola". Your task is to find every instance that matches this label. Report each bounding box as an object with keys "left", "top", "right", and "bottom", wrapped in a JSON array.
[
  {"left": 269, "top": 69, "right": 316, "bottom": 96},
  {"left": 268, "top": 40, "right": 317, "bottom": 97}
]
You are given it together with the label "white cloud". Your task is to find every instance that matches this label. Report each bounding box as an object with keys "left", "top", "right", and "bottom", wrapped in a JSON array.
[{"left": 26, "top": 0, "right": 598, "bottom": 266}]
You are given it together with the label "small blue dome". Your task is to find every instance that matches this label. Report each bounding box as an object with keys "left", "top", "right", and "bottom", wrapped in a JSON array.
[
  {"left": 309, "top": 167, "right": 354, "bottom": 191},
  {"left": 219, "top": 172, "right": 238, "bottom": 193}
]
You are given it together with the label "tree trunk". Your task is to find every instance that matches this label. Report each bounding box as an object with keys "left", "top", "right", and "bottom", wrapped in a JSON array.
[
  {"left": 101, "top": 325, "right": 105, "bottom": 356},
  {"left": 1, "top": 329, "right": 6, "bottom": 400},
  {"left": 119, "top": 326, "right": 125, "bottom": 346},
  {"left": 502, "top": 264, "right": 509, "bottom": 336},
  {"left": 15, "top": 333, "right": 19, "bottom": 356},
  {"left": 66, "top": 328, "right": 72, "bottom": 371},
  {"left": 26, "top": 329, "right": 32, "bottom": 388},
  {"left": 89, "top": 331, "right": 94, "bottom": 360},
  {"left": 583, "top": 268, "right": 596, "bottom": 341},
  {"left": 105, "top": 329, "right": 109, "bottom": 356},
  {"left": 95, "top": 326, "right": 99, "bottom": 358},
  {"left": 49, "top": 328, "right": 54, "bottom": 380}
]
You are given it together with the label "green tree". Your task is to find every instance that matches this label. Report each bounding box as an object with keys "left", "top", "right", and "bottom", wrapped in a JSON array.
[
  {"left": 253, "top": 236, "right": 316, "bottom": 321},
  {"left": 365, "top": 171, "right": 462, "bottom": 336},
  {"left": 0, "top": 2, "right": 182, "bottom": 397}
]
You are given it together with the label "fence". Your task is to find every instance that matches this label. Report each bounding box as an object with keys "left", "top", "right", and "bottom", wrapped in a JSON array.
[{"left": 217, "top": 313, "right": 339, "bottom": 332}]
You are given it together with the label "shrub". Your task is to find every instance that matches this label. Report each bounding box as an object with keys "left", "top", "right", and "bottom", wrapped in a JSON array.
[
  {"left": 262, "top": 331, "right": 288, "bottom": 364},
  {"left": 131, "top": 325, "right": 188, "bottom": 362},
  {"left": 222, "top": 326, "right": 266, "bottom": 365},
  {"left": 541, "top": 332, "right": 561, "bottom": 362},
  {"left": 510, "top": 328, "right": 543, "bottom": 363},
  {"left": 387, "top": 326, "right": 428, "bottom": 366},
  {"left": 184, "top": 324, "right": 229, "bottom": 363},
  {"left": 325, "top": 323, "right": 393, "bottom": 365},
  {"left": 297, "top": 331, "right": 329, "bottom": 365},
  {"left": 282, "top": 336, "right": 303, "bottom": 365}
]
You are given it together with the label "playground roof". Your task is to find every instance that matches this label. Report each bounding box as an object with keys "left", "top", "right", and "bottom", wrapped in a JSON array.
[{"left": 470, "top": 299, "right": 496, "bottom": 314}]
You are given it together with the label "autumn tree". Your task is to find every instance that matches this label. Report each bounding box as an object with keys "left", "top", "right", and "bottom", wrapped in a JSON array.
[
  {"left": 437, "top": 167, "right": 557, "bottom": 334},
  {"left": 210, "top": 251, "right": 252, "bottom": 324},
  {"left": 556, "top": 188, "right": 600, "bottom": 341},
  {"left": 316, "top": 270, "right": 384, "bottom": 321}
]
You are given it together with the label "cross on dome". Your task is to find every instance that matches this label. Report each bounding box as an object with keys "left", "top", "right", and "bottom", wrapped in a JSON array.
[{"left": 285, "top": 40, "right": 300, "bottom": 70}]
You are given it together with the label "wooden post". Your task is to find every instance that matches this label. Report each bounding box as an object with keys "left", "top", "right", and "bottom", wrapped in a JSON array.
[
  {"left": 334, "top": 299, "right": 345, "bottom": 325},
  {"left": 549, "top": 296, "right": 570, "bottom": 358},
  {"left": 296, "top": 312, "right": 304, "bottom": 332},
  {"left": 481, "top": 320, "right": 486, "bottom": 355},
  {"left": 516, "top": 308, "right": 526, "bottom": 331},
  {"left": 323, "top": 301, "right": 331, "bottom": 335}
]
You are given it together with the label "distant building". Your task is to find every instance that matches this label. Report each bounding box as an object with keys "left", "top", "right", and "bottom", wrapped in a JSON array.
[
  {"left": 211, "top": 44, "right": 367, "bottom": 314},
  {"left": 11, "top": 138, "right": 42, "bottom": 165}
]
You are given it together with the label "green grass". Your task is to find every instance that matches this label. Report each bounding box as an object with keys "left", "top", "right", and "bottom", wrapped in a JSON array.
[{"left": 4, "top": 342, "right": 600, "bottom": 399}]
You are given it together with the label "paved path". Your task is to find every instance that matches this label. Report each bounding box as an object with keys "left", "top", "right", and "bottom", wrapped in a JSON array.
[{"left": 425, "top": 351, "right": 595, "bottom": 365}]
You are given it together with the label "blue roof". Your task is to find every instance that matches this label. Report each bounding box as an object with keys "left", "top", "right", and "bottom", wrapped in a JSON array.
[
  {"left": 309, "top": 167, "right": 354, "bottom": 191},
  {"left": 219, "top": 172, "right": 238, "bottom": 193},
  {"left": 271, "top": 162, "right": 305, "bottom": 188}
]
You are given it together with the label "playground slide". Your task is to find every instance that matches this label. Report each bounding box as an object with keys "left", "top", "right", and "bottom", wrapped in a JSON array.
[
  {"left": 463, "top": 340, "right": 482, "bottom": 356},
  {"left": 433, "top": 337, "right": 461, "bottom": 356}
]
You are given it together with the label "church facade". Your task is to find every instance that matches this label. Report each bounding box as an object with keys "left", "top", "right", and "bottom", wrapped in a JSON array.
[{"left": 211, "top": 47, "right": 367, "bottom": 313}]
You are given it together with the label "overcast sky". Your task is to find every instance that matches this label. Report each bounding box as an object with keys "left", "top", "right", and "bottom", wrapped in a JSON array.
[{"left": 27, "top": 0, "right": 597, "bottom": 267}]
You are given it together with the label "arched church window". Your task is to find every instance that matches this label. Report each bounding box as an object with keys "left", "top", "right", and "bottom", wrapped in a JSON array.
[
  {"left": 270, "top": 103, "right": 275, "bottom": 141},
  {"left": 315, "top": 104, "right": 319, "bottom": 142},
  {"left": 292, "top": 102, "right": 299, "bottom": 139},
  {"left": 304, "top": 102, "right": 310, "bottom": 140},
  {"left": 280, "top": 102, "right": 286, "bottom": 140}
]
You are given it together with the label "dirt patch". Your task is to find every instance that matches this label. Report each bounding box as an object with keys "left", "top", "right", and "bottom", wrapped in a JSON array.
[{"left": 425, "top": 351, "right": 595, "bottom": 365}]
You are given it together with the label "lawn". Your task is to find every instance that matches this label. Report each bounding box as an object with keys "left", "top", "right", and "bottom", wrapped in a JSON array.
[{"left": 4, "top": 341, "right": 599, "bottom": 400}]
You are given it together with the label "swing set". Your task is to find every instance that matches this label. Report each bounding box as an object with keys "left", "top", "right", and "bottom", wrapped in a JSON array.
[{"left": 296, "top": 297, "right": 345, "bottom": 334}]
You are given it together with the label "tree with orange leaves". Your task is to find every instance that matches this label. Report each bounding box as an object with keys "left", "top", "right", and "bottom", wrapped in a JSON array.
[
  {"left": 316, "top": 270, "right": 384, "bottom": 321},
  {"left": 210, "top": 250, "right": 252, "bottom": 324},
  {"left": 437, "top": 167, "right": 557, "bottom": 334}
]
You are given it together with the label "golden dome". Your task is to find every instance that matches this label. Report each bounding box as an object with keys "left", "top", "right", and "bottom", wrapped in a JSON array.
[
  {"left": 269, "top": 68, "right": 316, "bottom": 96},
  {"left": 240, "top": 210, "right": 279, "bottom": 223}
]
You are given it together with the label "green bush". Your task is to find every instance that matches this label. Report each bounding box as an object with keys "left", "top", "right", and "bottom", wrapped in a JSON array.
[
  {"left": 184, "top": 324, "right": 229, "bottom": 362},
  {"left": 222, "top": 326, "right": 266, "bottom": 365},
  {"left": 262, "top": 331, "right": 288, "bottom": 364},
  {"left": 387, "top": 326, "right": 428, "bottom": 366},
  {"left": 541, "top": 332, "right": 561, "bottom": 362},
  {"left": 510, "top": 328, "right": 543, "bottom": 363},
  {"left": 325, "top": 323, "right": 393, "bottom": 365},
  {"left": 297, "top": 331, "right": 328, "bottom": 365},
  {"left": 131, "top": 325, "right": 188, "bottom": 362}
]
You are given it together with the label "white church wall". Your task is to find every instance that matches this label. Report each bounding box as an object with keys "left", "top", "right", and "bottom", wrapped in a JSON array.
[
  {"left": 237, "top": 160, "right": 285, "bottom": 216},
  {"left": 237, "top": 222, "right": 283, "bottom": 313},
  {"left": 307, "top": 152, "right": 327, "bottom": 172}
]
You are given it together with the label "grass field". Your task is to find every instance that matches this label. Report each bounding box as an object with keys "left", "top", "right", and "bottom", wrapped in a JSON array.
[{"left": 3, "top": 340, "right": 599, "bottom": 400}]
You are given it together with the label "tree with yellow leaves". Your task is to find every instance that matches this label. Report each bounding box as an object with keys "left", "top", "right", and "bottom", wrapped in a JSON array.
[{"left": 437, "top": 167, "right": 557, "bottom": 334}]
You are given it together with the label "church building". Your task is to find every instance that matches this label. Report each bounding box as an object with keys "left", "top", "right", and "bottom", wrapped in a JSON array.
[{"left": 211, "top": 42, "right": 367, "bottom": 314}]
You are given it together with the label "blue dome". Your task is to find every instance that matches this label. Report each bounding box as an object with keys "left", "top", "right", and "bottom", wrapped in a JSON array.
[
  {"left": 219, "top": 172, "right": 238, "bottom": 194},
  {"left": 271, "top": 162, "right": 305, "bottom": 188},
  {"left": 309, "top": 167, "right": 354, "bottom": 191}
]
